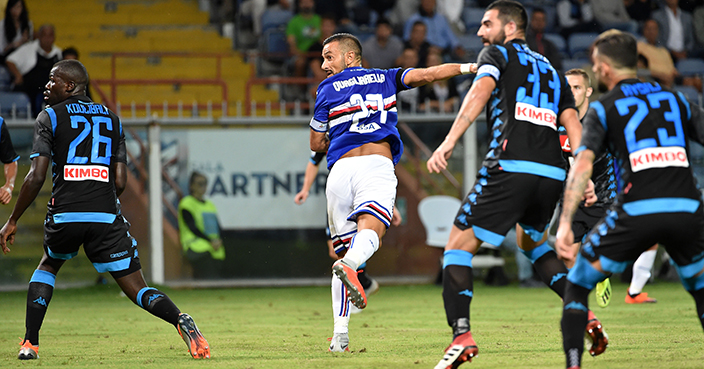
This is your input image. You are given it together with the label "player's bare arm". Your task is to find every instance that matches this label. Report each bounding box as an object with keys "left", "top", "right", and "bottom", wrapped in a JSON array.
[
  {"left": 295, "top": 161, "right": 319, "bottom": 205},
  {"left": 0, "top": 156, "right": 49, "bottom": 254},
  {"left": 310, "top": 130, "right": 329, "bottom": 153},
  {"left": 560, "top": 108, "right": 597, "bottom": 206},
  {"left": 556, "top": 149, "right": 595, "bottom": 261},
  {"left": 403, "top": 63, "right": 477, "bottom": 88},
  {"left": 427, "top": 76, "right": 495, "bottom": 173},
  {"left": 115, "top": 162, "right": 128, "bottom": 197},
  {"left": 0, "top": 161, "right": 17, "bottom": 204}
]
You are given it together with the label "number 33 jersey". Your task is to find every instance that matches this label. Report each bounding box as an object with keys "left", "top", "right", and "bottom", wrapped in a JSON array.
[
  {"left": 31, "top": 96, "right": 126, "bottom": 215},
  {"left": 310, "top": 66, "right": 411, "bottom": 169},
  {"left": 578, "top": 79, "right": 704, "bottom": 205},
  {"left": 477, "top": 40, "right": 575, "bottom": 180}
]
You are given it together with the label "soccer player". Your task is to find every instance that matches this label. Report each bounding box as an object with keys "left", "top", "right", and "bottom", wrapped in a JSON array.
[
  {"left": 309, "top": 33, "right": 477, "bottom": 350},
  {"left": 425, "top": 1, "right": 605, "bottom": 367},
  {"left": 557, "top": 31, "right": 704, "bottom": 368},
  {"left": 0, "top": 116, "right": 19, "bottom": 205},
  {"left": 0, "top": 60, "right": 210, "bottom": 360}
]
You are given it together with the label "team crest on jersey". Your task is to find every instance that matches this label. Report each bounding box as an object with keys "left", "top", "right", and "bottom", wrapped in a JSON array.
[
  {"left": 64, "top": 165, "right": 109, "bottom": 182},
  {"left": 515, "top": 102, "right": 557, "bottom": 130},
  {"left": 629, "top": 146, "right": 689, "bottom": 172}
]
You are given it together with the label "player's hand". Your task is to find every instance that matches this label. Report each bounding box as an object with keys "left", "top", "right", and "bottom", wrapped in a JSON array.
[
  {"left": 294, "top": 190, "right": 309, "bottom": 205},
  {"left": 391, "top": 207, "right": 402, "bottom": 227},
  {"left": 555, "top": 223, "right": 577, "bottom": 263},
  {"left": 0, "top": 185, "right": 12, "bottom": 204},
  {"left": 582, "top": 180, "right": 597, "bottom": 207},
  {"left": 211, "top": 238, "right": 223, "bottom": 251},
  {"left": 427, "top": 140, "right": 455, "bottom": 173},
  {"left": 0, "top": 220, "right": 17, "bottom": 255}
]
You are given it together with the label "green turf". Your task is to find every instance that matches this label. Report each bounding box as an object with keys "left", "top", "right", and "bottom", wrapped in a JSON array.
[{"left": 0, "top": 280, "right": 702, "bottom": 368}]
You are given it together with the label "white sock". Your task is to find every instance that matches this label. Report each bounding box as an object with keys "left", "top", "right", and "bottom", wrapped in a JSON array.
[
  {"left": 629, "top": 249, "right": 657, "bottom": 295},
  {"left": 342, "top": 229, "right": 379, "bottom": 270},
  {"left": 332, "top": 274, "right": 350, "bottom": 334}
]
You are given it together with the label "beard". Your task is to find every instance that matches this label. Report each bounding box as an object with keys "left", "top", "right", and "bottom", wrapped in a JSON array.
[{"left": 482, "top": 29, "right": 506, "bottom": 46}]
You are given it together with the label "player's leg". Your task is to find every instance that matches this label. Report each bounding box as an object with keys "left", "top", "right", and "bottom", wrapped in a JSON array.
[
  {"left": 91, "top": 218, "right": 209, "bottom": 358},
  {"left": 626, "top": 244, "right": 658, "bottom": 303},
  {"left": 19, "top": 254, "right": 66, "bottom": 360},
  {"left": 434, "top": 225, "right": 483, "bottom": 369},
  {"left": 329, "top": 273, "right": 351, "bottom": 351}
]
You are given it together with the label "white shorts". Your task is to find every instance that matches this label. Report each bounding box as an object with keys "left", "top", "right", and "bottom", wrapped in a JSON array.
[{"left": 326, "top": 155, "right": 397, "bottom": 254}]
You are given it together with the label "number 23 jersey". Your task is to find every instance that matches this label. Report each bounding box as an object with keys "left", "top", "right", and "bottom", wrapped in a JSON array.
[
  {"left": 578, "top": 79, "right": 704, "bottom": 205},
  {"left": 310, "top": 66, "right": 411, "bottom": 169},
  {"left": 31, "top": 95, "right": 126, "bottom": 215}
]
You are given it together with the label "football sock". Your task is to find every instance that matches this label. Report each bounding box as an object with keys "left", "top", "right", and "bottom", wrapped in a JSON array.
[
  {"left": 357, "top": 263, "right": 372, "bottom": 290},
  {"left": 688, "top": 286, "right": 704, "bottom": 331},
  {"left": 331, "top": 274, "right": 350, "bottom": 334},
  {"left": 531, "top": 248, "right": 569, "bottom": 298},
  {"left": 442, "top": 250, "right": 474, "bottom": 338},
  {"left": 25, "top": 270, "right": 56, "bottom": 346},
  {"left": 629, "top": 249, "right": 656, "bottom": 295},
  {"left": 342, "top": 229, "right": 379, "bottom": 271},
  {"left": 562, "top": 281, "right": 590, "bottom": 369},
  {"left": 136, "top": 287, "right": 181, "bottom": 326}
]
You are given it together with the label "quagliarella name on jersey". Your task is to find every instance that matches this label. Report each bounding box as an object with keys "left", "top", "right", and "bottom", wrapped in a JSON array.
[
  {"left": 66, "top": 103, "right": 110, "bottom": 116},
  {"left": 332, "top": 73, "right": 386, "bottom": 92}
]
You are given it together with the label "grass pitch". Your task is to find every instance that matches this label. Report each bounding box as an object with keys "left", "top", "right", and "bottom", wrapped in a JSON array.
[{"left": 0, "top": 280, "right": 702, "bottom": 368}]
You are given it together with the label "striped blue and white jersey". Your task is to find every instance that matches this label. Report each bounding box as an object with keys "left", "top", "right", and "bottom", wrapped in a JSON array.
[{"left": 310, "top": 66, "right": 412, "bottom": 169}]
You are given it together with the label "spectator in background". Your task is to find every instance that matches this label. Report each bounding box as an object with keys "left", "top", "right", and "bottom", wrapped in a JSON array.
[
  {"left": 396, "top": 48, "right": 420, "bottom": 111},
  {"left": 637, "top": 19, "right": 677, "bottom": 86},
  {"left": 240, "top": 0, "right": 291, "bottom": 35},
  {"left": 314, "top": 0, "right": 355, "bottom": 33},
  {"left": 362, "top": 18, "right": 404, "bottom": 69},
  {"left": 390, "top": 0, "right": 420, "bottom": 33},
  {"left": 178, "top": 172, "right": 225, "bottom": 280},
  {"left": 556, "top": 0, "right": 598, "bottom": 40},
  {"left": 402, "top": 21, "right": 438, "bottom": 67},
  {"left": 306, "top": 14, "right": 337, "bottom": 58},
  {"left": 652, "top": 0, "right": 695, "bottom": 61},
  {"left": 403, "top": 0, "right": 464, "bottom": 59},
  {"left": 624, "top": 0, "right": 655, "bottom": 23},
  {"left": 418, "top": 51, "right": 459, "bottom": 112},
  {"left": 6, "top": 24, "right": 61, "bottom": 117},
  {"left": 0, "top": 0, "right": 31, "bottom": 63},
  {"left": 695, "top": 4, "right": 704, "bottom": 52},
  {"left": 286, "top": 0, "right": 321, "bottom": 76},
  {"left": 526, "top": 8, "right": 564, "bottom": 72},
  {"left": 307, "top": 56, "right": 326, "bottom": 100},
  {"left": 591, "top": 0, "right": 639, "bottom": 33}
]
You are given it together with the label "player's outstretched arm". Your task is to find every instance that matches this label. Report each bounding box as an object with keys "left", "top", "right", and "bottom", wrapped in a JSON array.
[
  {"left": 556, "top": 149, "right": 595, "bottom": 261},
  {"left": 402, "top": 63, "right": 477, "bottom": 88},
  {"left": 295, "top": 161, "right": 320, "bottom": 205},
  {"left": 0, "top": 156, "right": 49, "bottom": 254},
  {"left": 427, "top": 76, "right": 495, "bottom": 173},
  {"left": 0, "top": 161, "right": 17, "bottom": 205}
]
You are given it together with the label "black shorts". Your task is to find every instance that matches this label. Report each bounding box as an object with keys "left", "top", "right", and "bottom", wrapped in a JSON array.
[
  {"left": 454, "top": 167, "right": 563, "bottom": 245},
  {"left": 557, "top": 203, "right": 608, "bottom": 243},
  {"left": 44, "top": 213, "right": 141, "bottom": 278},
  {"left": 581, "top": 204, "right": 704, "bottom": 270}
]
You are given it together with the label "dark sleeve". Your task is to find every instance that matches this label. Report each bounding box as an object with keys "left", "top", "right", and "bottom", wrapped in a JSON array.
[
  {"left": 115, "top": 116, "right": 126, "bottom": 163},
  {"left": 309, "top": 151, "right": 325, "bottom": 166},
  {"left": 394, "top": 68, "right": 413, "bottom": 92},
  {"left": 680, "top": 92, "right": 704, "bottom": 147},
  {"left": 475, "top": 45, "right": 509, "bottom": 82},
  {"left": 0, "top": 121, "right": 18, "bottom": 164},
  {"left": 30, "top": 111, "right": 53, "bottom": 160},
  {"left": 181, "top": 208, "right": 212, "bottom": 241},
  {"left": 557, "top": 73, "right": 577, "bottom": 118},
  {"left": 575, "top": 101, "right": 608, "bottom": 157}
]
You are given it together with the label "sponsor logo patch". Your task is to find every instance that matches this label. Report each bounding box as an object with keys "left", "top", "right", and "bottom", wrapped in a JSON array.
[
  {"left": 629, "top": 146, "right": 689, "bottom": 172},
  {"left": 515, "top": 102, "right": 557, "bottom": 130},
  {"left": 64, "top": 165, "right": 109, "bottom": 182}
]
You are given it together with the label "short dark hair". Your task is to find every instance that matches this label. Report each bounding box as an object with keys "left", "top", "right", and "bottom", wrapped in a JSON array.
[
  {"left": 323, "top": 33, "right": 363, "bottom": 62},
  {"left": 376, "top": 17, "right": 391, "bottom": 28},
  {"left": 189, "top": 171, "right": 206, "bottom": 186},
  {"left": 62, "top": 47, "right": 79, "bottom": 59},
  {"left": 565, "top": 68, "right": 591, "bottom": 87},
  {"left": 54, "top": 59, "right": 89, "bottom": 88},
  {"left": 486, "top": 0, "right": 527, "bottom": 33},
  {"left": 593, "top": 30, "right": 638, "bottom": 70}
]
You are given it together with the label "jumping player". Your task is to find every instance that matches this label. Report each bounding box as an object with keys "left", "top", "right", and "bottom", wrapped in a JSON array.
[
  {"left": 0, "top": 60, "right": 210, "bottom": 360},
  {"left": 557, "top": 31, "right": 704, "bottom": 368},
  {"left": 425, "top": 1, "right": 605, "bottom": 367},
  {"left": 309, "top": 33, "right": 477, "bottom": 350}
]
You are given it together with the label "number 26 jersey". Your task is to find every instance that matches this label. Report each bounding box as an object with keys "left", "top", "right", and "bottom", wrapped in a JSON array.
[{"left": 31, "top": 95, "right": 126, "bottom": 215}]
